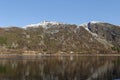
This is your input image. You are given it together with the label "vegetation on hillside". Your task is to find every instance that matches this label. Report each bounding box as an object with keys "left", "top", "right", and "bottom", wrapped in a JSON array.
[{"left": 0, "top": 22, "right": 119, "bottom": 54}]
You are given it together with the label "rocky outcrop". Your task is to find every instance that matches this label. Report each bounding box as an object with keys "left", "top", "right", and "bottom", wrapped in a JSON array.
[{"left": 87, "top": 22, "right": 120, "bottom": 47}]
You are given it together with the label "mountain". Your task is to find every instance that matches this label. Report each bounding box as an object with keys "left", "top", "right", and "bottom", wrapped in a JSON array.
[{"left": 0, "top": 21, "right": 120, "bottom": 54}]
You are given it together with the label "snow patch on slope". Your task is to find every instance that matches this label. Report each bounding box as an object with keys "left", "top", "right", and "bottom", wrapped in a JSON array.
[
  {"left": 80, "top": 23, "right": 98, "bottom": 37},
  {"left": 80, "top": 22, "right": 113, "bottom": 48}
]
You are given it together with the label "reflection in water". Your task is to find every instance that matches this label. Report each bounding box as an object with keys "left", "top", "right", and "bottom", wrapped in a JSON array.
[{"left": 0, "top": 56, "right": 119, "bottom": 80}]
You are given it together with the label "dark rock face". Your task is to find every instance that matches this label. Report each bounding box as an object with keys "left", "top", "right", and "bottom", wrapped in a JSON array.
[
  {"left": 0, "top": 21, "right": 120, "bottom": 54},
  {"left": 88, "top": 22, "right": 120, "bottom": 47}
]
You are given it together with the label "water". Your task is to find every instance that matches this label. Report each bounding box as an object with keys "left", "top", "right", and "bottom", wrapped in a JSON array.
[{"left": 0, "top": 56, "right": 120, "bottom": 80}]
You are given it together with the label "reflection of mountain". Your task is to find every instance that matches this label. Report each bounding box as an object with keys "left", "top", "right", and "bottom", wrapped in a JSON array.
[
  {"left": 87, "top": 62, "right": 114, "bottom": 80},
  {"left": 0, "top": 21, "right": 120, "bottom": 54},
  {"left": 0, "top": 56, "right": 120, "bottom": 80}
]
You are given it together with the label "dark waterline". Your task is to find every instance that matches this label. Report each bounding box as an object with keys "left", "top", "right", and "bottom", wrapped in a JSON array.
[{"left": 0, "top": 56, "right": 120, "bottom": 80}]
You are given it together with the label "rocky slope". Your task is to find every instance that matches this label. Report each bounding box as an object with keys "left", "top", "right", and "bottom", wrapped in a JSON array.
[{"left": 0, "top": 21, "right": 120, "bottom": 54}]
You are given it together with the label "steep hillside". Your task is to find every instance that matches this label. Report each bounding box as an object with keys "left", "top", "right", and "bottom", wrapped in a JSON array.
[
  {"left": 88, "top": 21, "right": 120, "bottom": 47},
  {"left": 0, "top": 21, "right": 119, "bottom": 54}
]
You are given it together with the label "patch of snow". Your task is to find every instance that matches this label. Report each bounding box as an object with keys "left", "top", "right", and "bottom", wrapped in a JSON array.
[
  {"left": 79, "top": 23, "right": 87, "bottom": 27},
  {"left": 79, "top": 23, "right": 90, "bottom": 32},
  {"left": 81, "top": 21, "right": 113, "bottom": 48},
  {"left": 41, "top": 21, "right": 62, "bottom": 25},
  {"left": 85, "top": 26, "right": 98, "bottom": 37},
  {"left": 90, "top": 21, "right": 101, "bottom": 24},
  {"left": 24, "top": 21, "right": 64, "bottom": 29},
  {"left": 25, "top": 23, "right": 41, "bottom": 27},
  {"left": 80, "top": 22, "right": 98, "bottom": 37}
]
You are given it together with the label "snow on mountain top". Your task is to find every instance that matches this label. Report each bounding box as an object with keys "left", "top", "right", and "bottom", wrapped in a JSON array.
[
  {"left": 25, "top": 21, "right": 63, "bottom": 28},
  {"left": 80, "top": 22, "right": 98, "bottom": 37},
  {"left": 79, "top": 21, "right": 101, "bottom": 27},
  {"left": 90, "top": 21, "right": 100, "bottom": 23},
  {"left": 79, "top": 23, "right": 87, "bottom": 27},
  {"left": 78, "top": 21, "right": 103, "bottom": 28},
  {"left": 41, "top": 21, "right": 62, "bottom": 25},
  {"left": 25, "top": 23, "right": 41, "bottom": 27},
  {"left": 90, "top": 21, "right": 105, "bottom": 24},
  {"left": 23, "top": 20, "right": 108, "bottom": 29}
]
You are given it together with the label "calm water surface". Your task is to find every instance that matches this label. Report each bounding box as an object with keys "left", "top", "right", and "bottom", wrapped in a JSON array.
[{"left": 0, "top": 56, "right": 120, "bottom": 80}]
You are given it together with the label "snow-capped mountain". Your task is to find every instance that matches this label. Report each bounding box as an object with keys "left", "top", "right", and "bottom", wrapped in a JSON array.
[{"left": 0, "top": 21, "right": 120, "bottom": 54}]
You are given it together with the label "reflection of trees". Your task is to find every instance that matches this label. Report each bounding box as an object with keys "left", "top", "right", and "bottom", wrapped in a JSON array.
[{"left": 0, "top": 57, "right": 119, "bottom": 80}]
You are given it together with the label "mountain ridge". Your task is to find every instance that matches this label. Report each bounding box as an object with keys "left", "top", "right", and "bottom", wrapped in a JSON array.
[{"left": 0, "top": 21, "right": 120, "bottom": 54}]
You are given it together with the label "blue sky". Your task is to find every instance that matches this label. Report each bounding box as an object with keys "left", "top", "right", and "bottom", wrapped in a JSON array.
[{"left": 0, "top": 0, "right": 120, "bottom": 27}]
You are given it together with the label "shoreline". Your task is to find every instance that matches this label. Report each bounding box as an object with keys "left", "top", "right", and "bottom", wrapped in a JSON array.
[{"left": 0, "top": 54, "right": 120, "bottom": 57}]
